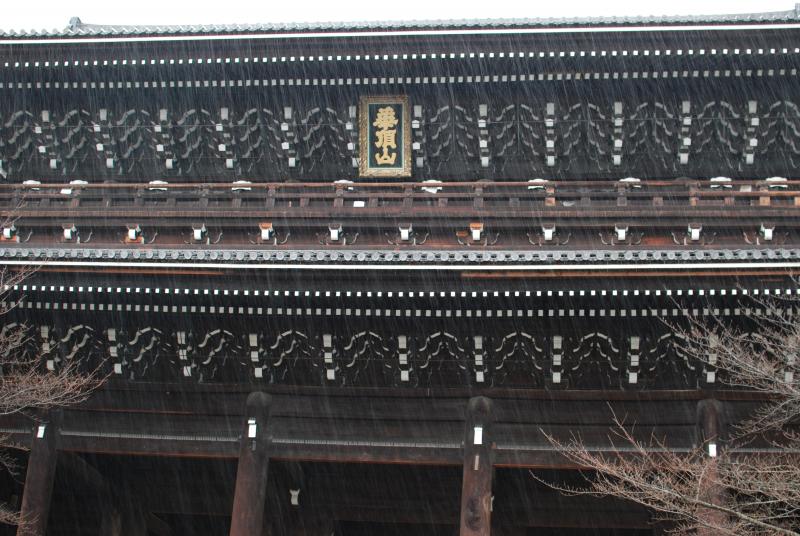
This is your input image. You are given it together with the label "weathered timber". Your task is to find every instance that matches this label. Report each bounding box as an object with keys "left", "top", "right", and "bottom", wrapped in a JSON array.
[
  {"left": 17, "top": 411, "right": 60, "bottom": 536},
  {"left": 4, "top": 394, "right": 782, "bottom": 468},
  {"left": 2, "top": 12, "right": 799, "bottom": 536},
  {"left": 460, "top": 396, "right": 494, "bottom": 536},
  {"left": 230, "top": 392, "right": 273, "bottom": 536},
  {"left": 697, "top": 399, "right": 727, "bottom": 535}
]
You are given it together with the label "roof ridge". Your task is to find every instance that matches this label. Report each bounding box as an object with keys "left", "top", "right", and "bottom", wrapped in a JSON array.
[{"left": 2, "top": 8, "right": 800, "bottom": 39}]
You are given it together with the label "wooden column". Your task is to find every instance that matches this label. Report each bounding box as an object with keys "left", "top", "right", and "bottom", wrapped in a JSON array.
[
  {"left": 696, "top": 399, "right": 726, "bottom": 535},
  {"left": 460, "top": 396, "right": 494, "bottom": 536},
  {"left": 17, "top": 412, "right": 60, "bottom": 536},
  {"left": 230, "top": 392, "right": 273, "bottom": 536}
]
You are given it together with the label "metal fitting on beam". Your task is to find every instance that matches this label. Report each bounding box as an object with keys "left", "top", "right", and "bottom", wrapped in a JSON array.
[
  {"left": 126, "top": 224, "right": 141, "bottom": 241},
  {"left": 399, "top": 223, "right": 413, "bottom": 242},
  {"left": 2, "top": 224, "right": 16, "bottom": 241},
  {"left": 259, "top": 222, "right": 274, "bottom": 242},
  {"left": 329, "top": 223, "right": 343, "bottom": 242},
  {"left": 192, "top": 224, "right": 207, "bottom": 242},
  {"left": 62, "top": 223, "right": 77, "bottom": 241},
  {"left": 469, "top": 222, "right": 484, "bottom": 242},
  {"left": 542, "top": 224, "right": 556, "bottom": 242},
  {"left": 615, "top": 224, "right": 628, "bottom": 242},
  {"left": 688, "top": 223, "right": 702, "bottom": 242},
  {"left": 760, "top": 223, "right": 775, "bottom": 241}
]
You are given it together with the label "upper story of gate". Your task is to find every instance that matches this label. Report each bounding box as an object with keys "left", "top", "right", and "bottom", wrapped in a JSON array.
[{"left": 1, "top": 8, "right": 800, "bottom": 183}]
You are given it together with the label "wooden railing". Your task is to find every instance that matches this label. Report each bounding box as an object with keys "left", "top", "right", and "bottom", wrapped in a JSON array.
[{"left": 0, "top": 179, "right": 798, "bottom": 225}]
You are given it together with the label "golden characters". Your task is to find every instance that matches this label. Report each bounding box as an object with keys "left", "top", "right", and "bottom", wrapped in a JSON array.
[
  {"left": 373, "top": 106, "right": 399, "bottom": 165},
  {"left": 359, "top": 95, "right": 411, "bottom": 178}
]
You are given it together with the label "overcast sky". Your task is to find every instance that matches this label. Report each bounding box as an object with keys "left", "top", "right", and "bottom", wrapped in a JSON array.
[{"left": 0, "top": 0, "right": 795, "bottom": 31}]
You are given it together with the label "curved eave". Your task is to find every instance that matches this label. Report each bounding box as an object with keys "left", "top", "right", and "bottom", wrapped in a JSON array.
[
  {"left": 0, "top": 247, "right": 799, "bottom": 274},
  {"left": 2, "top": 10, "right": 800, "bottom": 44},
  {"left": 0, "top": 260, "right": 799, "bottom": 274}
]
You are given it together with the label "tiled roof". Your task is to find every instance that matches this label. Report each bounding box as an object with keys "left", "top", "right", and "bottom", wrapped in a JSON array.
[
  {"left": 0, "top": 246, "right": 796, "bottom": 267},
  {"left": 2, "top": 8, "right": 800, "bottom": 39}
]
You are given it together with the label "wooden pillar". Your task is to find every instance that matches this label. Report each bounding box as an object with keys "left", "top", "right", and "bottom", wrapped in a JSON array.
[
  {"left": 696, "top": 399, "right": 726, "bottom": 535},
  {"left": 230, "top": 392, "right": 273, "bottom": 536},
  {"left": 460, "top": 396, "right": 494, "bottom": 536},
  {"left": 699, "top": 398, "right": 722, "bottom": 452},
  {"left": 17, "top": 412, "right": 60, "bottom": 536}
]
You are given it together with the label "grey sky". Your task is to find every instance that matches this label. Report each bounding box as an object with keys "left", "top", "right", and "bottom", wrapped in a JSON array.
[{"left": 0, "top": 0, "right": 794, "bottom": 31}]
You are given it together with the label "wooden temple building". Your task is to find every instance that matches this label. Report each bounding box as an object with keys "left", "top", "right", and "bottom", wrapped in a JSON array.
[{"left": 1, "top": 7, "right": 800, "bottom": 535}]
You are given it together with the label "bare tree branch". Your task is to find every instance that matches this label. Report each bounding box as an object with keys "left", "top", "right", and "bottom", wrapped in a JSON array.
[
  {"left": 0, "top": 266, "right": 103, "bottom": 526},
  {"left": 540, "top": 299, "right": 800, "bottom": 535}
]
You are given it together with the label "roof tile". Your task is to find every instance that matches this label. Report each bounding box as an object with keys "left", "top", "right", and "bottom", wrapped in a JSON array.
[{"left": 2, "top": 9, "right": 799, "bottom": 39}]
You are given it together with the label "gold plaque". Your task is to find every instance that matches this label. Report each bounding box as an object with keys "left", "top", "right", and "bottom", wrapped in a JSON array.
[{"left": 359, "top": 95, "right": 412, "bottom": 178}]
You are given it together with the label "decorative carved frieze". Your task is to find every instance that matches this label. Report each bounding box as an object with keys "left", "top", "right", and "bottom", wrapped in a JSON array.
[
  {"left": 2, "top": 95, "right": 800, "bottom": 181},
  {"left": 8, "top": 314, "right": 714, "bottom": 389}
]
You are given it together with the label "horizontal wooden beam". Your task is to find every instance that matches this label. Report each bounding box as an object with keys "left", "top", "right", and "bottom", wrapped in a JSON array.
[
  {"left": 0, "top": 390, "right": 773, "bottom": 467},
  {"left": 76, "top": 385, "right": 769, "bottom": 416}
]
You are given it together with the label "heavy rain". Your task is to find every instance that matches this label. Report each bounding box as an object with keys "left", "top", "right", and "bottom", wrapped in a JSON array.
[{"left": 0, "top": 1, "right": 798, "bottom": 535}]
